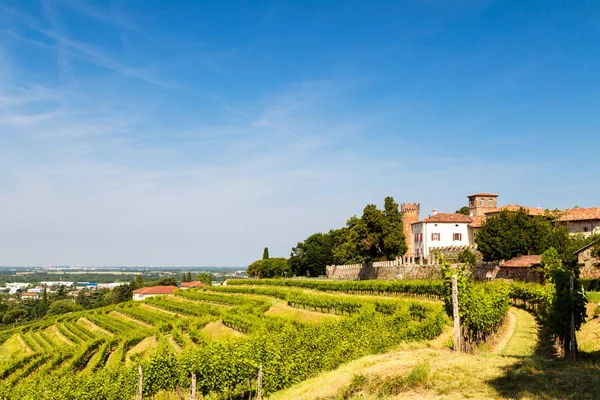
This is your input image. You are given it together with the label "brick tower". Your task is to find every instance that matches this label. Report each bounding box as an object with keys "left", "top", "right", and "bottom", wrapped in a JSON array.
[
  {"left": 467, "top": 193, "right": 499, "bottom": 216},
  {"left": 401, "top": 203, "right": 420, "bottom": 257}
]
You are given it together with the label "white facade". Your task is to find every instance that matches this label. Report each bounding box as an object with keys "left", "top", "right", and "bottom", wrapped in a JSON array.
[{"left": 412, "top": 221, "right": 471, "bottom": 258}]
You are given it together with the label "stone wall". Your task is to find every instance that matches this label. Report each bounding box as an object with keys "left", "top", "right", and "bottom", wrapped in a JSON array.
[
  {"left": 326, "top": 258, "right": 499, "bottom": 281},
  {"left": 578, "top": 246, "right": 600, "bottom": 279},
  {"left": 429, "top": 245, "right": 482, "bottom": 263}
]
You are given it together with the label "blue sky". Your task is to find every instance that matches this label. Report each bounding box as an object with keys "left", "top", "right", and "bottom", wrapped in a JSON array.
[{"left": 0, "top": 0, "right": 598, "bottom": 266}]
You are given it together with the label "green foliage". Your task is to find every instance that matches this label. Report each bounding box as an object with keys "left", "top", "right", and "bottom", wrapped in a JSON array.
[
  {"left": 47, "top": 300, "right": 83, "bottom": 316},
  {"left": 441, "top": 263, "right": 509, "bottom": 349},
  {"left": 226, "top": 278, "right": 445, "bottom": 298},
  {"left": 456, "top": 206, "right": 470, "bottom": 216},
  {"left": 289, "top": 231, "right": 336, "bottom": 277},
  {"left": 247, "top": 258, "right": 290, "bottom": 278},
  {"left": 457, "top": 248, "right": 478, "bottom": 266},
  {"left": 475, "top": 209, "right": 570, "bottom": 262},
  {"left": 263, "top": 247, "right": 270, "bottom": 260},
  {"left": 541, "top": 248, "right": 587, "bottom": 356},
  {"left": 196, "top": 272, "right": 212, "bottom": 286}
]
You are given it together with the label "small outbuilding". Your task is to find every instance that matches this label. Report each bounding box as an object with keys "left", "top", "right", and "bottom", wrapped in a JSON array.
[
  {"left": 575, "top": 240, "right": 600, "bottom": 279},
  {"left": 180, "top": 281, "right": 205, "bottom": 289},
  {"left": 497, "top": 255, "right": 544, "bottom": 283},
  {"left": 132, "top": 286, "right": 178, "bottom": 301}
]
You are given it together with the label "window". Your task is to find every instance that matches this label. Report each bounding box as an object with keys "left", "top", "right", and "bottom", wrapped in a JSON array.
[
  {"left": 488, "top": 199, "right": 493, "bottom": 206},
  {"left": 480, "top": 199, "right": 484, "bottom": 206},
  {"left": 584, "top": 227, "right": 589, "bottom": 232},
  {"left": 453, "top": 233, "right": 462, "bottom": 241},
  {"left": 432, "top": 233, "right": 440, "bottom": 241}
]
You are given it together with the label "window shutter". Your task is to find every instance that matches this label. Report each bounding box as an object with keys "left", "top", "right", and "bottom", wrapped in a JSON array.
[
  {"left": 431, "top": 233, "right": 434, "bottom": 241},
  {"left": 460, "top": 233, "right": 462, "bottom": 241}
]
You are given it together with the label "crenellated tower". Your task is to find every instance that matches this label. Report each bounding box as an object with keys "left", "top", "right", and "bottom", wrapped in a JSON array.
[{"left": 401, "top": 203, "right": 420, "bottom": 256}]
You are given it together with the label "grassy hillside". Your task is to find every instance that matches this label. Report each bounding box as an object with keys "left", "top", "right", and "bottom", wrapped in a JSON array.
[{"left": 0, "top": 284, "right": 446, "bottom": 399}]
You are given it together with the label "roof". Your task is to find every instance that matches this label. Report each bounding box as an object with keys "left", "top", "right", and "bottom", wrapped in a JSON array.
[
  {"left": 20, "top": 292, "right": 38, "bottom": 297},
  {"left": 558, "top": 207, "right": 600, "bottom": 222},
  {"left": 574, "top": 240, "right": 599, "bottom": 255},
  {"left": 468, "top": 215, "right": 486, "bottom": 228},
  {"left": 501, "top": 255, "right": 542, "bottom": 268},
  {"left": 414, "top": 213, "right": 472, "bottom": 224},
  {"left": 180, "top": 281, "right": 205, "bottom": 288},
  {"left": 485, "top": 205, "right": 547, "bottom": 216},
  {"left": 132, "top": 286, "right": 178, "bottom": 295},
  {"left": 468, "top": 192, "right": 499, "bottom": 198}
]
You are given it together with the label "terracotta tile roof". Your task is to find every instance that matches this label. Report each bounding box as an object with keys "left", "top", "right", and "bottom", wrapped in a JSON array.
[
  {"left": 558, "top": 207, "right": 600, "bottom": 222},
  {"left": 180, "top": 281, "right": 205, "bottom": 288},
  {"left": 20, "top": 292, "right": 38, "bottom": 297},
  {"left": 468, "top": 215, "right": 486, "bottom": 228},
  {"left": 485, "top": 205, "right": 547, "bottom": 216},
  {"left": 415, "top": 213, "right": 472, "bottom": 224},
  {"left": 132, "top": 285, "right": 178, "bottom": 295},
  {"left": 468, "top": 192, "right": 498, "bottom": 198},
  {"left": 501, "top": 255, "right": 542, "bottom": 268}
]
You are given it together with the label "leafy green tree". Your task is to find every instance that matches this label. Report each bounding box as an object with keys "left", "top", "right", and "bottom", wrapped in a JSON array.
[
  {"left": 181, "top": 273, "right": 189, "bottom": 283},
  {"left": 132, "top": 274, "right": 145, "bottom": 290},
  {"left": 263, "top": 247, "right": 270, "bottom": 260},
  {"left": 75, "top": 289, "right": 90, "bottom": 308},
  {"left": 47, "top": 299, "right": 82, "bottom": 316},
  {"left": 331, "top": 196, "right": 407, "bottom": 264},
  {"left": 196, "top": 273, "right": 212, "bottom": 286},
  {"left": 457, "top": 248, "right": 478, "bottom": 266},
  {"left": 289, "top": 231, "right": 336, "bottom": 277},
  {"left": 157, "top": 277, "right": 177, "bottom": 286},
  {"left": 247, "top": 258, "right": 290, "bottom": 278},
  {"left": 2, "top": 307, "right": 27, "bottom": 324},
  {"left": 456, "top": 206, "right": 470, "bottom": 215},
  {"left": 52, "top": 285, "right": 68, "bottom": 301},
  {"left": 542, "top": 248, "right": 587, "bottom": 357},
  {"left": 475, "top": 209, "right": 570, "bottom": 262},
  {"left": 112, "top": 284, "right": 133, "bottom": 303}
]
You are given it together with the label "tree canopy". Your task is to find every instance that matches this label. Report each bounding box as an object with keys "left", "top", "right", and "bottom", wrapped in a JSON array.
[
  {"left": 287, "top": 196, "right": 407, "bottom": 277},
  {"left": 456, "top": 206, "right": 470, "bottom": 215},
  {"left": 475, "top": 209, "right": 570, "bottom": 262},
  {"left": 247, "top": 258, "right": 290, "bottom": 278}
]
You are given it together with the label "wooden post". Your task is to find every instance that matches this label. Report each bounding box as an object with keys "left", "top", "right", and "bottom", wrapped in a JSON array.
[
  {"left": 257, "top": 365, "right": 263, "bottom": 400},
  {"left": 137, "top": 365, "right": 143, "bottom": 400},
  {"left": 570, "top": 274, "right": 576, "bottom": 362},
  {"left": 191, "top": 373, "right": 197, "bottom": 400},
  {"left": 452, "top": 274, "right": 461, "bottom": 352}
]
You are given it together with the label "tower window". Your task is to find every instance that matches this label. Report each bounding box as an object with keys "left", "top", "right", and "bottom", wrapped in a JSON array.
[
  {"left": 488, "top": 199, "right": 493, "bottom": 206},
  {"left": 480, "top": 199, "right": 484, "bottom": 206}
]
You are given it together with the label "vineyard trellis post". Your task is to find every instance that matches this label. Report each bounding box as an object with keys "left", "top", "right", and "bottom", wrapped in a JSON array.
[
  {"left": 451, "top": 274, "right": 461, "bottom": 352},
  {"left": 191, "top": 372, "right": 197, "bottom": 400},
  {"left": 136, "top": 365, "right": 143, "bottom": 400},
  {"left": 570, "top": 274, "right": 577, "bottom": 362},
  {"left": 257, "top": 364, "right": 263, "bottom": 400}
]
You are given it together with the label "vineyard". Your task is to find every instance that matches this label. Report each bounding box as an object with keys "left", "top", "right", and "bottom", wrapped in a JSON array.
[{"left": 0, "top": 283, "right": 447, "bottom": 399}]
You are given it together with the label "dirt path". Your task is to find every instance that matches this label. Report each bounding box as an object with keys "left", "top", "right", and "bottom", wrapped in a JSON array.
[
  {"left": 491, "top": 310, "right": 517, "bottom": 354},
  {"left": 109, "top": 311, "right": 153, "bottom": 328},
  {"left": 17, "top": 334, "right": 34, "bottom": 354},
  {"left": 47, "top": 325, "right": 74, "bottom": 346}
]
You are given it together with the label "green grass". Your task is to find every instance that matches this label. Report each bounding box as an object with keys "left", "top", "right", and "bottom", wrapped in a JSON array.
[{"left": 586, "top": 291, "right": 600, "bottom": 303}]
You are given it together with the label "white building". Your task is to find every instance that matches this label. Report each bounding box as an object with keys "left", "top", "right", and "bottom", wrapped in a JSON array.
[
  {"left": 412, "top": 210, "right": 472, "bottom": 258},
  {"left": 6, "top": 283, "right": 30, "bottom": 294},
  {"left": 132, "top": 286, "right": 178, "bottom": 301}
]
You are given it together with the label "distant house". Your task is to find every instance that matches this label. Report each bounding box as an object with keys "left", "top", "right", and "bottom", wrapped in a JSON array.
[
  {"left": 20, "top": 292, "right": 39, "bottom": 301},
  {"left": 559, "top": 208, "right": 600, "bottom": 236},
  {"left": 497, "top": 255, "right": 543, "bottom": 283},
  {"left": 575, "top": 241, "right": 600, "bottom": 279},
  {"left": 132, "top": 286, "right": 178, "bottom": 301},
  {"left": 180, "top": 281, "right": 205, "bottom": 289}
]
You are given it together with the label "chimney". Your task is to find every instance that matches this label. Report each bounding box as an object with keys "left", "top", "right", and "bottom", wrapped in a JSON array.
[{"left": 432, "top": 209, "right": 438, "bottom": 216}]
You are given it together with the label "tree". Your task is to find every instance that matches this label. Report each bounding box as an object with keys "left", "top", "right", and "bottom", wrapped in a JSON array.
[
  {"left": 458, "top": 248, "right": 478, "bottom": 266},
  {"left": 456, "top": 206, "right": 470, "bottom": 216},
  {"left": 47, "top": 299, "right": 82, "bottom": 316},
  {"left": 132, "top": 274, "right": 145, "bottom": 290},
  {"left": 247, "top": 258, "right": 290, "bottom": 278},
  {"left": 157, "top": 277, "right": 177, "bottom": 286},
  {"left": 181, "top": 273, "right": 189, "bottom": 283},
  {"left": 196, "top": 273, "right": 212, "bottom": 286},
  {"left": 332, "top": 196, "right": 407, "bottom": 264},
  {"left": 75, "top": 289, "right": 90, "bottom": 308},
  {"left": 289, "top": 231, "right": 336, "bottom": 277},
  {"left": 263, "top": 247, "right": 269, "bottom": 260},
  {"left": 112, "top": 284, "right": 133, "bottom": 303},
  {"left": 475, "top": 209, "right": 570, "bottom": 262},
  {"left": 542, "top": 248, "right": 587, "bottom": 357}
]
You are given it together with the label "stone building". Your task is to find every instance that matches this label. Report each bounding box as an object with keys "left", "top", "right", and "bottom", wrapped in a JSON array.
[
  {"left": 559, "top": 208, "right": 600, "bottom": 237},
  {"left": 497, "top": 255, "right": 544, "bottom": 283},
  {"left": 468, "top": 192, "right": 498, "bottom": 216},
  {"left": 575, "top": 241, "right": 600, "bottom": 279}
]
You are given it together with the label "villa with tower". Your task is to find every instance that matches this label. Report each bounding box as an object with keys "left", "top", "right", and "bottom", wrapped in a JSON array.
[{"left": 402, "top": 192, "right": 600, "bottom": 260}]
